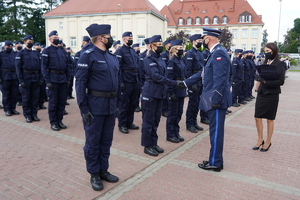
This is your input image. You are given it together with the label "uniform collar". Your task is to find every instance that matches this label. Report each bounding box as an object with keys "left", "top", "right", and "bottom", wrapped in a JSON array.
[{"left": 209, "top": 43, "right": 219, "bottom": 52}]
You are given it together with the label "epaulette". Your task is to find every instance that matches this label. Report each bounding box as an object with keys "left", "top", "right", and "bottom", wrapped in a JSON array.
[{"left": 83, "top": 48, "right": 94, "bottom": 54}]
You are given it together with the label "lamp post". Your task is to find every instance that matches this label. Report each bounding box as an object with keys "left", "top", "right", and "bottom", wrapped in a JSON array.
[
  {"left": 118, "top": 4, "right": 123, "bottom": 34},
  {"left": 277, "top": 0, "right": 282, "bottom": 43}
]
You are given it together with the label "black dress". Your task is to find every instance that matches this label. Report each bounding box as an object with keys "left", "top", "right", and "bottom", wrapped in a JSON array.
[{"left": 254, "top": 59, "right": 285, "bottom": 120}]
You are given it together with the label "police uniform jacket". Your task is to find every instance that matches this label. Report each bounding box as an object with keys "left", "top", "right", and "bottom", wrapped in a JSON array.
[
  {"left": 74, "top": 50, "right": 81, "bottom": 70},
  {"left": 15, "top": 48, "right": 42, "bottom": 83},
  {"left": 142, "top": 50, "right": 177, "bottom": 99},
  {"left": 166, "top": 55, "right": 187, "bottom": 98},
  {"left": 41, "top": 45, "right": 70, "bottom": 84},
  {"left": 67, "top": 54, "right": 75, "bottom": 77},
  {"left": 0, "top": 51, "right": 18, "bottom": 80},
  {"left": 161, "top": 50, "right": 170, "bottom": 66},
  {"left": 75, "top": 46, "right": 119, "bottom": 115},
  {"left": 231, "top": 57, "right": 244, "bottom": 81},
  {"left": 242, "top": 58, "right": 250, "bottom": 74},
  {"left": 185, "top": 44, "right": 231, "bottom": 109},
  {"left": 139, "top": 49, "right": 148, "bottom": 87},
  {"left": 248, "top": 59, "right": 256, "bottom": 76},
  {"left": 184, "top": 47, "right": 204, "bottom": 87},
  {"left": 115, "top": 45, "right": 139, "bottom": 84}
]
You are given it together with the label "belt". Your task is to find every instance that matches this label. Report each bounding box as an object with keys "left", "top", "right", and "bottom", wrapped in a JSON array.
[
  {"left": 50, "top": 70, "right": 65, "bottom": 75},
  {"left": 1, "top": 68, "right": 16, "bottom": 72},
  {"left": 122, "top": 69, "right": 138, "bottom": 73},
  {"left": 244, "top": 71, "right": 250, "bottom": 73},
  {"left": 174, "top": 78, "right": 185, "bottom": 81},
  {"left": 23, "top": 70, "right": 39, "bottom": 74},
  {"left": 237, "top": 71, "right": 244, "bottom": 74},
  {"left": 146, "top": 79, "right": 157, "bottom": 83},
  {"left": 88, "top": 90, "right": 117, "bottom": 98},
  {"left": 192, "top": 70, "right": 200, "bottom": 73}
]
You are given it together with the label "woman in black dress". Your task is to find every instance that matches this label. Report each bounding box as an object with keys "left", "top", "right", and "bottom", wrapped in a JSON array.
[{"left": 253, "top": 43, "right": 285, "bottom": 152}]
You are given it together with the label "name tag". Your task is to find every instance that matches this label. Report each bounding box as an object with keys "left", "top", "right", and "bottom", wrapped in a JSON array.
[
  {"left": 78, "top": 63, "right": 88, "bottom": 67},
  {"left": 149, "top": 63, "right": 156, "bottom": 66},
  {"left": 142, "top": 97, "right": 149, "bottom": 100},
  {"left": 167, "top": 67, "right": 173, "bottom": 70},
  {"left": 98, "top": 60, "right": 106, "bottom": 63}
]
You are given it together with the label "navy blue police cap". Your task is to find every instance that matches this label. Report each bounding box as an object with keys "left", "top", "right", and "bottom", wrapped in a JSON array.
[
  {"left": 15, "top": 41, "right": 22, "bottom": 45},
  {"left": 82, "top": 36, "right": 90, "bottom": 42},
  {"left": 48, "top": 30, "right": 58, "bottom": 37},
  {"left": 122, "top": 32, "right": 132, "bottom": 37},
  {"left": 235, "top": 49, "right": 243, "bottom": 53},
  {"left": 5, "top": 40, "right": 13, "bottom": 46},
  {"left": 66, "top": 47, "right": 71, "bottom": 50},
  {"left": 163, "top": 39, "right": 171, "bottom": 46},
  {"left": 149, "top": 35, "right": 162, "bottom": 43},
  {"left": 132, "top": 43, "right": 139, "bottom": 48},
  {"left": 226, "top": 49, "right": 232, "bottom": 52},
  {"left": 41, "top": 45, "right": 45, "bottom": 48},
  {"left": 113, "top": 40, "right": 121, "bottom": 47},
  {"left": 59, "top": 40, "right": 63, "bottom": 44},
  {"left": 202, "top": 28, "right": 222, "bottom": 38},
  {"left": 249, "top": 50, "right": 254, "bottom": 54},
  {"left": 171, "top": 39, "right": 183, "bottom": 46},
  {"left": 144, "top": 38, "right": 150, "bottom": 45},
  {"left": 257, "top": 56, "right": 261, "bottom": 58},
  {"left": 23, "top": 35, "right": 33, "bottom": 41},
  {"left": 86, "top": 24, "right": 111, "bottom": 37},
  {"left": 242, "top": 51, "right": 249, "bottom": 55},
  {"left": 34, "top": 42, "right": 40, "bottom": 46},
  {"left": 189, "top": 34, "right": 202, "bottom": 41}
]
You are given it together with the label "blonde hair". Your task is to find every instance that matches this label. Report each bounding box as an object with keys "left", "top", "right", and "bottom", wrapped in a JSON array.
[
  {"left": 147, "top": 42, "right": 158, "bottom": 55},
  {"left": 169, "top": 45, "right": 181, "bottom": 59},
  {"left": 91, "top": 34, "right": 108, "bottom": 44}
]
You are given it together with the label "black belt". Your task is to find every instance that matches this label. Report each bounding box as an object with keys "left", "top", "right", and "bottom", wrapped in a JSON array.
[
  {"left": 88, "top": 90, "right": 117, "bottom": 98},
  {"left": 237, "top": 71, "right": 244, "bottom": 74},
  {"left": 244, "top": 71, "right": 250, "bottom": 73},
  {"left": 174, "top": 78, "right": 185, "bottom": 81},
  {"left": 1, "top": 68, "right": 16, "bottom": 72},
  {"left": 122, "top": 70, "right": 138, "bottom": 73},
  {"left": 23, "top": 70, "right": 39, "bottom": 74},
  {"left": 146, "top": 79, "right": 157, "bottom": 83},
  {"left": 192, "top": 70, "right": 200, "bottom": 73},
  {"left": 50, "top": 70, "right": 65, "bottom": 75}
]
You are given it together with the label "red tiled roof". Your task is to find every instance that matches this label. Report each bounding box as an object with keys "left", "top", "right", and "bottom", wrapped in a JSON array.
[
  {"left": 43, "top": 0, "right": 164, "bottom": 19},
  {"left": 160, "top": 0, "right": 264, "bottom": 27}
]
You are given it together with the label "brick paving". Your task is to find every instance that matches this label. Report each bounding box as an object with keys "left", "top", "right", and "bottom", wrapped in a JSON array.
[{"left": 1, "top": 71, "right": 300, "bottom": 200}]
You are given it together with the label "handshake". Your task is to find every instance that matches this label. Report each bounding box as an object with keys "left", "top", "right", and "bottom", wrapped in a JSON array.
[{"left": 176, "top": 81, "right": 187, "bottom": 89}]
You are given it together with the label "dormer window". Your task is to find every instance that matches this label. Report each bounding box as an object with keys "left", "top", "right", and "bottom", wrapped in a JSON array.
[
  {"left": 219, "top": 10, "right": 225, "bottom": 12},
  {"left": 204, "top": 17, "right": 209, "bottom": 25},
  {"left": 222, "top": 16, "right": 228, "bottom": 24},
  {"left": 178, "top": 18, "right": 183, "bottom": 25},
  {"left": 187, "top": 17, "right": 192, "bottom": 25},
  {"left": 201, "top": 10, "right": 207, "bottom": 13},
  {"left": 213, "top": 16, "right": 218, "bottom": 24},
  {"left": 185, "top": 11, "right": 190, "bottom": 14},
  {"left": 195, "top": 17, "right": 201, "bottom": 25},
  {"left": 239, "top": 11, "right": 252, "bottom": 23}
]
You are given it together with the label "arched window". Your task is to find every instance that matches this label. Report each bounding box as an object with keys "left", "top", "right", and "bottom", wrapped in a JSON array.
[
  {"left": 195, "top": 17, "right": 201, "bottom": 25},
  {"left": 222, "top": 16, "right": 228, "bottom": 24},
  {"left": 204, "top": 17, "right": 209, "bottom": 25},
  {"left": 178, "top": 18, "right": 183, "bottom": 25},
  {"left": 213, "top": 16, "right": 218, "bottom": 24},
  {"left": 187, "top": 17, "right": 192, "bottom": 25}
]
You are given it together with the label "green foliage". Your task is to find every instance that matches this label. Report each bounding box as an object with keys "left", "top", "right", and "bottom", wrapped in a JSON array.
[
  {"left": 283, "top": 18, "right": 300, "bottom": 53},
  {"left": 24, "top": 8, "right": 46, "bottom": 44},
  {"left": 261, "top": 29, "right": 268, "bottom": 52},
  {"left": 290, "top": 58, "right": 298, "bottom": 66}
]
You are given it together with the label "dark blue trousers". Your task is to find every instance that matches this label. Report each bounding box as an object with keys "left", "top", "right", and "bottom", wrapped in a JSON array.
[
  {"left": 39, "top": 81, "right": 47, "bottom": 106},
  {"left": 166, "top": 97, "right": 184, "bottom": 138},
  {"left": 162, "top": 97, "right": 168, "bottom": 114},
  {"left": 248, "top": 76, "right": 255, "bottom": 97},
  {"left": 83, "top": 114, "right": 115, "bottom": 174},
  {"left": 207, "top": 109, "right": 226, "bottom": 167},
  {"left": 231, "top": 80, "right": 242, "bottom": 104},
  {"left": 20, "top": 81, "right": 40, "bottom": 117},
  {"left": 240, "top": 74, "right": 249, "bottom": 102},
  {"left": 186, "top": 86, "right": 201, "bottom": 127},
  {"left": 1, "top": 80, "right": 18, "bottom": 112},
  {"left": 68, "top": 76, "right": 74, "bottom": 97},
  {"left": 118, "top": 82, "right": 139, "bottom": 127},
  {"left": 141, "top": 97, "right": 162, "bottom": 147},
  {"left": 46, "top": 82, "right": 68, "bottom": 125}
]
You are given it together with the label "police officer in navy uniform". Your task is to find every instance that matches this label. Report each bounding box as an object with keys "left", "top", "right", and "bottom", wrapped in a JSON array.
[
  {"left": 115, "top": 32, "right": 140, "bottom": 134},
  {"left": 0, "top": 41, "right": 20, "bottom": 116},
  {"left": 184, "top": 34, "right": 204, "bottom": 133},
  {"left": 65, "top": 47, "right": 75, "bottom": 99},
  {"left": 231, "top": 49, "right": 244, "bottom": 107},
  {"left": 200, "top": 48, "right": 210, "bottom": 125},
  {"left": 41, "top": 30, "right": 70, "bottom": 131},
  {"left": 15, "top": 41, "right": 23, "bottom": 107},
  {"left": 131, "top": 43, "right": 142, "bottom": 112},
  {"left": 138, "top": 38, "right": 150, "bottom": 88},
  {"left": 240, "top": 51, "right": 250, "bottom": 104},
  {"left": 112, "top": 40, "right": 121, "bottom": 52},
  {"left": 75, "top": 23, "right": 119, "bottom": 191},
  {"left": 247, "top": 50, "right": 256, "bottom": 99},
  {"left": 141, "top": 35, "right": 179, "bottom": 156},
  {"left": 180, "top": 28, "right": 232, "bottom": 172},
  {"left": 74, "top": 36, "right": 91, "bottom": 71},
  {"left": 15, "top": 35, "right": 43, "bottom": 123}
]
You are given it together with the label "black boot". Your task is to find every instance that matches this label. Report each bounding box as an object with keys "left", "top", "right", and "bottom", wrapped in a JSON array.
[{"left": 90, "top": 173, "right": 103, "bottom": 191}]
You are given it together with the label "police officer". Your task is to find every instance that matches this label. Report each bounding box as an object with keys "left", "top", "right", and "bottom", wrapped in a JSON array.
[
  {"left": 15, "top": 41, "right": 23, "bottom": 106},
  {"left": 166, "top": 39, "right": 186, "bottom": 143},
  {"left": 33, "top": 43, "right": 41, "bottom": 53},
  {"left": 41, "top": 30, "right": 70, "bottom": 131},
  {"left": 180, "top": 28, "right": 232, "bottom": 172},
  {"left": 247, "top": 50, "right": 256, "bottom": 99},
  {"left": 240, "top": 51, "right": 249, "bottom": 104},
  {"left": 231, "top": 49, "right": 244, "bottom": 107},
  {"left": 132, "top": 43, "right": 140, "bottom": 55},
  {"left": 75, "top": 23, "right": 119, "bottom": 191},
  {"left": 115, "top": 32, "right": 140, "bottom": 134},
  {"left": 74, "top": 36, "right": 91, "bottom": 70},
  {"left": 35, "top": 43, "right": 47, "bottom": 110},
  {"left": 141, "top": 35, "right": 179, "bottom": 156},
  {"left": 0, "top": 41, "right": 20, "bottom": 116},
  {"left": 184, "top": 34, "right": 204, "bottom": 133},
  {"left": 15, "top": 35, "right": 42, "bottom": 123},
  {"left": 200, "top": 47, "right": 210, "bottom": 125},
  {"left": 112, "top": 40, "right": 121, "bottom": 52},
  {"left": 66, "top": 47, "right": 75, "bottom": 99},
  {"left": 132, "top": 43, "right": 141, "bottom": 112}
]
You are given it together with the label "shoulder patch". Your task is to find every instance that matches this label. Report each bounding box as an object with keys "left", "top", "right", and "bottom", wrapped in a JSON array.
[
  {"left": 216, "top": 57, "right": 222, "bottom": 61},
  {"left": 187, "top": 57, "right": 193, "bottom": 60},
  {"left": 149, "top": 63, "right": 157, "bottom": 66},
  {"left": 42, "top": 54, "right": 48, "bottom": 57},
  {"left": 116, "top": 55, "right": 122, "bottom": 58},
  {"left": 167, "top": 67, "right": 173, "bottom": 70},
  {"left": 15, "top": 57, "right": 20, "bottom": 59}
]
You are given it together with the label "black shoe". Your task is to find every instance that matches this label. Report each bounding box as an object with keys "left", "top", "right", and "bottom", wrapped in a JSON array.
[
  {"left": 69, "top": 96, "right": 75, "bottom": 99},
  {"left": 58, "top": 122, "right": 67, "bottom": 129},
  {"left": 177, "top": 135, "right": 184, "bottom": 142},
  {"left": 100, "top": 171, "right": 119, "bottom": 183},
  {"left": 161, "top": 112, "right": 168, "bottom": 117},
  {"left": 144, "top": 147, "right": 158, "bottom": 156},
  {"left": 239, "top": 101, "right": 247, "bottom": 105},
  {"left": 250, "top": 95, "right": 255, "bottom": 99},
  {"left": 202, "top": 160, "right": 223, "bottom": 170},
  {"left": 187, "top": 126, "right": 198, "bottom": 133},
  {"left": 198, "top": 163, "right": 222, "bottom": 172},
  {"left": 252, "top": 140, "right": 264, "bottom": 150},
  {"left": 16, "top": 101, "right": 22, "bottom": 106},
  {"left": 90, "top": 174, "right": 103, "bottom": 191},
  {"left": 11, "top": 110, "right": 20, "bottom": 115},
  {"left": 39, "top": 105, "right": 46, "bottom": 109},
  {"left": 65, "top": 101, "right": 69, "bottom": 105},
  {"left": 245, "top": 97, "right": 251, "bottom": 101},
  {"left": 32, "top": 116, "right": 40, "bottom": 121},
  {"left": 167, "top": 137, "right": 180, "bottom": 143},
  {"left": 5, "top": 111, "right": 12, "bottom": 116},
  {"left": 232, "top": 103, "right": 239, "bottom": 107},
  {"left": 134, "top": 107, "right": 140, "bottom": 112},
  {"left": 0, "top": 105, "right": 2, "bottom": 109},
  {"left": 194, "top": 124, "right": 204, "bottom": 131},
  {"left": 237, "top": 103, "right": 241, "bottom": 106},
  {"left": 227, "top": 110, "right": 232, "bottom": 113},
  {"left": 26, "top": 117, "right": 32, "bottom": 123},
  {"left": 201, "top": 119, "right": 210, "bottom": 125},
  {"left": 119, "top": 126, "right": 129, "bottom": 134},
  {"left": 63, "top": 110, "right": 68, "bottom": 115},
  {"left": 260, "top": 143, "right": 272, "bottom": 152},
  {"left": 51, "top": 124, "right": 60, "bottom": 131},
  {"left": 152, "top": 145, "right": 164, "bottom": 153},
  {"left": 127, "top": 124, "right": 139, "bottom": 130}
]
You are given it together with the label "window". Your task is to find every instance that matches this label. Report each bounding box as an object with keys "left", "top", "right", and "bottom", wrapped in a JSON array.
[
  {"left": 178, "top": 18, "right": 183, "bottom": 25},
  {"left": 242, "top": 29, "right": 248, "bottom": 38},
  {"left": 241, "top": 44, "right": 246, "bottom": 51},
  {"left": 185, "top": 11, "right": 190, "bottom": 14},
  {"left": 222, "top": 16, "right": 227, "bottom": 24},
  {"left": 219, "top": 10, "right": 225, "bottom": 12},
  {"left": 231, "top": 44, "right": 236, "bottom": 53},
  {"left": 252, "top": 29, "right": 258, "bottom": 38},
  {"left": 70, "top": 37, "right": 76, "bottom": 47},
  {"left": 201, "top": 10, "right": 207, "bottom": 13},
  {"left": 239, "top": 11, "right": 252, "bottom": 23},
  {"left": 213, "top": 16, "right": 218, "bottom": 24},
  {"left": 239, "top": 15, "right": 245, "bottom": 23},
  {"left": 195, "top": 30, "right": 200, "bottom": 34},
  {"left": 187, "top": 17, "right": 192, "bottom": 25},
  {"left": 195, "top": 17, "right": 200, "bottom": 25},
  {"left": 204, "top": 17, "right": 209, "bottom": 25},
  {"left": 232, "top": 29, "right": 238, "bottom": 38},
  {"left": 138, "top": 36, "right": 145, "bottom": 46},
  {"left": 251, "top": 44, "right": 256, "bottom": 53},
  {"left": 59, "top": 22, "right": 63, "bottom": 30},
  {"left": 167, "top": 30, "right": 172, "bottom": 35}
]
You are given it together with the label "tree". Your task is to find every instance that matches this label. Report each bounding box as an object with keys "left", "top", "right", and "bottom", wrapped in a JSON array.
[
  {"left": 168, "top": 30, "right": 190, "bottom": 46},
  {"left": 24, "top": 8, "right": 46, "bottom": 44},
  {"left": 283, "top": 18, "right": 300, "bottom": 53},
  {"left": 44, "top": 0, "right": 68, "bottom": 11},
  {"left": 218, "top": 28, "right": 232, "bottom": 49},
  {"left": 261, "top": 29, "right": 268, "bottom": 52}
]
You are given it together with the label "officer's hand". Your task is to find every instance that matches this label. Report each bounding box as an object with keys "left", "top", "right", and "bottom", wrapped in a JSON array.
[
  {"left": 212, "top": 102, "right": 221, "bottom": 109},
  {"left": 47, "top": 82, "right": 53, "bottom": 90},
  {"left": 169, "top": 94, "right": 177, "bottom": 102},
  {"left": 120, "top": 83, "right": 125, "bottom": 91},
  {"left": 257, "top": 76, "right": 266, "bottom": 84},
  {"left": 39, "top": 80, "right": 43, "bottom": 86},
  {"left": 177, "top": 81, "right": 186, "bottom": 89},
  {"left": 20, "top": 82, "right": 26, "bottom": 88},
  {"left": 191, "top": 84, "right": 197, "bottom": 93},
  {"left": 82, "top": 112, "right": 94, "bottom": 126},
  {"left": 0, "top": 79, "right": 2, "bottom": 85}
]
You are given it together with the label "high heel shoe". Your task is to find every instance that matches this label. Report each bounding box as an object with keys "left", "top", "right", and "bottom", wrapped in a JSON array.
[
  {"left": 252, "top": 140, "right": 264, "bottom": 150},
  {"left": 260, "top": 143, "right": 272, "bottom": 152}
]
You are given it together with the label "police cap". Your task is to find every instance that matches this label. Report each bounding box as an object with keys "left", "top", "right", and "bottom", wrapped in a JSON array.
[
  {"left": 163, "top": 39, "right": 171, "bottom": 46},
  {"left": 171, "top": 39, "right": 183, "bottom": 46},
  {"left": 23, "top": 35, "right": 34, "bottom": 41},
  {"left": 189, "top": 34, "right": 202, "bottom": 41},
  {"left": 144, "top": 38, "right": 150, "bottom": 45},
  {"left": 34, "top": 42, "right": 41, "bottom": 46},
  {"left": 113, "top": 40, "right": 121, "bottom": 47},
  {"left": 5, "top": 40, "right": 13, "bottom": 46},
  {"left": 242, "top": 51, "right": 249, "bottom": 55},
  {"left": 202, "top": 28, "right": 222, "bottom": 38},
  {"left": 235, "top": 49, "right": 243, "bottom": 53},
  {"left": 82, "top": 36, "right": 90, "bottom": 42},
  {"left": 49, "top": 30, "right": 58, "bottom": 37},
  {"left": 122, "top": 32, "right": 132, "bottom": 37},
  {"left": 132, "top": 43, "right": 139, "bottom": 48},
  {"left": 149, "top": 35, "right": 162, "bottom": 43},
  {"left": 86, "top": 24, "right": 111, "bottom": 37}
]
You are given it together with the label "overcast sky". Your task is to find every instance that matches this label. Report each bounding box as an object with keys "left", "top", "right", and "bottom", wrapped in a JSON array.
[{"left": 149, "top": 0, "right": 300, "bottom": 43}]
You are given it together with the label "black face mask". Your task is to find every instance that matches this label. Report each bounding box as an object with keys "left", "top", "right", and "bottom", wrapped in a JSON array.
[
  {"left": 196, "top": 42, "right": 202, "bottom": 48},
  {"left": 104, "top": 37, "right": 113, "bottom": 50},
  {"left": 265, "top": 52, "right": 273, "bottom": 60},
  {"left": 67, "top": 52, "right": 71, "bottom": 56},
  {"left": 36, "top": 48, "right": 41, "bottom": 53},
  {"left": 177, "top": 49, "right": 184, "bottom": 57},
  {"left": 6, "top": 48, "right": 12, "bottom": 53},
  {"left": 238, "top": 54, "right": 242, "bottom": 59},
  {"left": 155, "top": 46, "right": 163, "bottom": 54},
  {"left": 168, "top": 46, "right": 171, "bottom": 51},
  {"left": 17, "top": 46, "right": 22, "bottom": 51},
  {"left": 53, "top": 39, "right": 59, "bottom": 45},
  {"left": 27, "top": 43, "right": 33, "bottom": 49},
  {"left": 247, "top": 55, "right": 252, "bottom": 59},
  {"left": 203, "top": 39, "right": 209, "bottom": 49},
  {"left": 127, "top": 40, "right": 133, "bottom": 46},
  {"left": 258, "top": 59, "right": 261, "bottom": 61},
  {"left": 136, "top": 50, "right": 140, "bottom": 54},
  {"left": 228, "top": 54, "right": 232, "bottom": 58}
]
